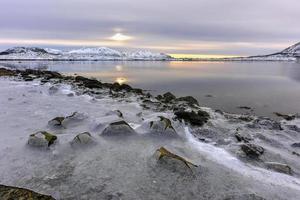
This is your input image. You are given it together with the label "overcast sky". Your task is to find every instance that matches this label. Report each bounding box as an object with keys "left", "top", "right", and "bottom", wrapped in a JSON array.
[{"left": 1, "top": 0, "right": 300, "bottom": 56}]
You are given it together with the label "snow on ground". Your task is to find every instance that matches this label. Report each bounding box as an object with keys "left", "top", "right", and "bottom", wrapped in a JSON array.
[{"left": 1, "top": 77, "right": 300, "bottom": 199}]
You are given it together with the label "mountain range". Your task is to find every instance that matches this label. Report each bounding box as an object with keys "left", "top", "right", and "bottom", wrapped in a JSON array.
[
  {"left": 0, "top": 47, "right": 173, "bottom": 61},
  {"left": 0, "top": 42, "right": 300, "bottom": 61}
]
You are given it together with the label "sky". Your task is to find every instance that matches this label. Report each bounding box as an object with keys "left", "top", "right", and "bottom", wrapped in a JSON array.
[{"left": 1, "top": 0, "right": 300, "bottom": 57}]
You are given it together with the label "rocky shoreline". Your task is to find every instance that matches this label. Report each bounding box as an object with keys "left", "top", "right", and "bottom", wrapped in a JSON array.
[{"left": 1, "top": 67, "right": 300, "bottom": 200}]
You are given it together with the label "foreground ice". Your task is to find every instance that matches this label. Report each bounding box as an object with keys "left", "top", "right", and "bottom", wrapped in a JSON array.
[{"left": 0, "top": 77, "right": 300, "bottom": 200}]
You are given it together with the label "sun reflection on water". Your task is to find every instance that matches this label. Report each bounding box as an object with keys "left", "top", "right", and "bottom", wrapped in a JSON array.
[{"left": 115, "top": 77, "right": 128, "bottom": 85}]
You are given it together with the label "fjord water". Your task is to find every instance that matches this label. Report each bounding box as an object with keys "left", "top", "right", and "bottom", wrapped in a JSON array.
[{"left": 2, "top": 61, "right": 300, "bottom": 117}]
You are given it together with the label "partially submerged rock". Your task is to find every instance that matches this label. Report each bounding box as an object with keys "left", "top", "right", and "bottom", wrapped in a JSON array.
[
  {"left": 274, "top": 112, "right": 296, "bottom": 121},
  {"left": 174, "top": 110, "right": 209, "bottom": 126},
  {"left": 71, "top": 132, "right": 95, "bottom": 147},
  {"left": 234, "top": 129, "right": 252, "bottom": 143},
  {"left": 177, "top": 96, "right": 199, "bottom": 106},
  {"left": 149, "top": 116, "right": 177, "bottom": 136},
  {"left": 240, "top": 143, "right": 264, "bottom": 158},
  {"left": 265, "top": 162, "right": 292, "bottom": 175},
  {"left": 48, "top": 112, "right": 86, "bottom": 128},
  {"left": 101, "top": 121, "right": 136, "bottom": 136},
  {"left": 0, "top": 184, "right": 55, "bottom": 200},
  {"left": 156, "top": 147, "right": 197, "bottom": 169},
  {"left": 162, "top": 92, "right": 176, "bottom": 103},
  {"left": 48, "top": 116, "right": 65, "bottom": 127},
  {"left": 247, "top": 118, "right": 282, "bottom": 130},
  {"left": 28, "top": 131, "right": 57, "bottom": 147},
  {"left": 291, "top": 143, "right": 300, "bottom": 148},
  {"left": 224, "top": 193, "right": 266, "bottom": 200}
]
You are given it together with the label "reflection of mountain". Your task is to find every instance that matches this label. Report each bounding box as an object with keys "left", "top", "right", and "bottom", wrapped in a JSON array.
[{"left": 0, "top": 47, "right": 173, "bottom": 61}]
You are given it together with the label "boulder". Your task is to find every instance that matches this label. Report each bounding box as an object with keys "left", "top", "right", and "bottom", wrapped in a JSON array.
[
  {"left": 48, "top": 116, "right": 65, "bottom": 127},
  {"left": 71, "top": 132, "right": 95, "bottom": 147},
  {"left": 274, "top": 112, "right": 295, "bottom": 121},
  {"left": 240, "top": 143, "right": 264, "bottom": 158},
  {"left": 0, "top": 184, "right": 55, "bottom": 200},
  {"left": 28, "top": 131, "right": 57, "bottom": 147},
  {"left": 101, "top": 121, "right": 136, "bottom": 136},
  {"left": 149, "top": 116, "right": 177, "bottom": 136},
  {"left": 177, "top": 96, "right": 199, "bottom": 106},
  {"left": 174, "top": 110, "right": 209, "bottom": 126},
  {"left": 75, "top": 76, "right": 102, "bottom": 89},
  {"left": 162, "top": 92, "right": 176, "bottom": 103},
  {"left": 155, "top": 147, "right": 197, "bottom": 169},
  {"left": 265, "top": 162, "right": 292, "bottom": 175}
]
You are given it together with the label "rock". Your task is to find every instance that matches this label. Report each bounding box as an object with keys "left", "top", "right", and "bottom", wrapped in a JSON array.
[
  {"left": 240, "top": 143, "right": 264, "bottom": 158},
  {"left": 48, "top": 116, "right": 65, "bottom": 127},
  {"left": 0, "top": 184, "right": 55, "bottom": 200},
  {"left": 224, "top": 193, "right": 266, "bottom": 200},
  {"left": 174, "top": 110, "right": 209, "bottom": 126},
  {"left": 28, "top": 131, "right": 57, "bottom": 147},
  {"left": 149, "top": 116, "right": 177, "bottom": 136},
  {"left": 155, "top": 147, "right": 197, "bottom": 169},
  {"left": 0, "top": 68, "right": 16, "bottom": 76},
  {"left": 235, "top": 129, "right": 252, "bottom": 143},
  {"left": 247, "top": 118, "right": 282, "bottom": 130},
  {"left": 162, "top": 92, "right": 176, "bottom": 103},
  {"left": 286, "top": 125, "right": 300, "bottom": 132},
  {"left": 291, "top": 143, "right": 300, "bottom": 148},
  {"left": 237, "top": 106, "right": 252, "bottom": 110},
  {"left": 48, "top": 86, "right": 59, "bottom": 95},
  {"left": 71, "top": 132, "right": 94, "bottom": 147},
  {"left": 265, "top": 162, "right": 292, "bottom": 175},
  {"left": 101, "top": 121, "right": 136, "bottom": 136},
  {"left": 274, "top": 112, "right": 296, "bottom": 121},
  {"left": 177, "top": 96, "right": 199, "bottom": 106},
  {"left": 106, "top": 110, "right": 123, "bottom": 118},
  {"left": 110, "top": 82, "right": 132, "bottom": 92},
  {"left": 75, "top": 76, "right": 102, "bottom": 89}
]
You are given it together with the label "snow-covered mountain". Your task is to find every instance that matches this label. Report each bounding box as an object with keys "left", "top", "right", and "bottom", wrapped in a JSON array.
[
  {"left": 0, "top": 47, "right": 173, "bottom": 61},
  {"left": 226, "top": 42, "right": 300, "bottom": 61}
]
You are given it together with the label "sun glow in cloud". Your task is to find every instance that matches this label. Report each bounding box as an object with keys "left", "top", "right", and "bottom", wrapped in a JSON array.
[{"left": 110, "top": 33, "right": 132, "bottom": 41}]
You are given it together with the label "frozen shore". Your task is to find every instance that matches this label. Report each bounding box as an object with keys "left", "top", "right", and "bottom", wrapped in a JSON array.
[{"left": 1, "top": 68, "right": 300, "bottom": 200}]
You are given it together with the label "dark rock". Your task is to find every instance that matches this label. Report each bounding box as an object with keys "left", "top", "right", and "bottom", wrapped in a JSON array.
[
  {"left": 0, "top": 184, "right": 55, "bottom": 200},
  {"left": 110, "top": 82, "right": 132, "bottom": 92},
  {"left": 237, "top": 106, "right": 252, "bottom": 110},
  {"left": 241, "top": 143, "right": 264, "bottom": 158},
  {"left": 235, "top": 130, "right": 252, "bottom": 143},
  {"left": 177, "top": 96, "right": 199, "bottom": 106},
  {"left": 162, "top": 92, "right": 176, "bottom": 103},
  {"left": 224, "top": 193, "right": 266, "bottom": 200},
  {"left": 174, "top": 110, "right": 210, "bottom": 126},
  {"left": 101, "top": 121, "right": 136, "bottom": 136},
  {"left": 274, "top": 112, "right": 296, "bottom": 121},
  {"left": 265, "top": 162, "right": 292, "bottom": 175},
  {"left": 75, "top": 76, "right": 102, "bottom": 89},
  {"left": 291, "top": 143, "right": 300, "bottom": 148}
]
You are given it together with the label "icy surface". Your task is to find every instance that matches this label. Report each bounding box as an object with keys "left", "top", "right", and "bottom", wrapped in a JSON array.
[{"left": 0, "top": 78, "right": 300, "bottom": 199}]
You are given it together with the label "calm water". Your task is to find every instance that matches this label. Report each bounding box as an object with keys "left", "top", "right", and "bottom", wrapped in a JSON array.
[{"left": 1, "top": 61, "right": 300, "bottom": 117}]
